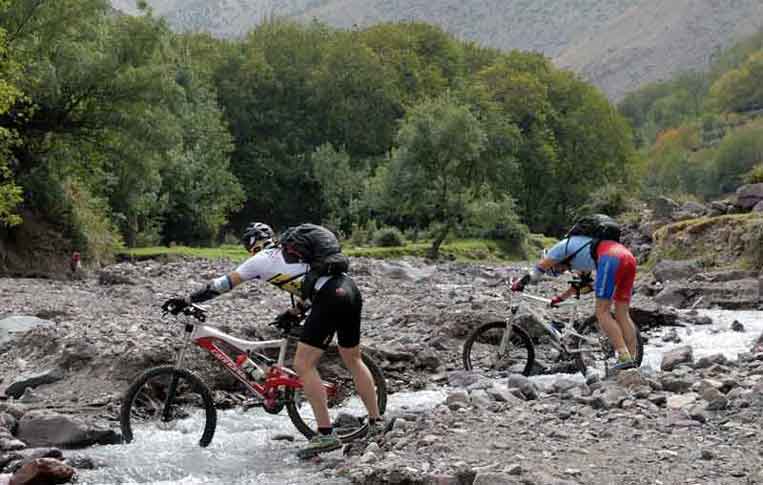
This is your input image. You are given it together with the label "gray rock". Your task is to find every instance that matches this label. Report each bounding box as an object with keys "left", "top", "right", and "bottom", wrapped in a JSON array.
[
  {"left": 0, "top": 317, "right": 54, "bottom": 346},
  {"left": 446, "top": 391, "right": 470, "bottom": 410},
  {"left": 447, "top": 371, "right": 480, "bottom": 388},
  {"left": 661, "top": 376, "right": 694, "bottom": 394},
  {"left": 16, "top": 411, "right": 120, "bottom": 448},
  {"left": 469, "top": 389, "right": 492, "bottom": 408},
  {"left": 616, "top": 369, "right": 645, "bottom": 388},
  {"left": 694, "top": 353, "right": 728, "bottom": 369},
  {"left": 5, "top": 369, "right": 65, "bottom": 399},
  {"left": 652, "top": 260, "right": 701, "bottom": 283},
  {"left": 661, "top": 346, "right": 693, "bottom": 371},
  {"left": 735, "top": 183, "right": 763, "bottom": 209},
  {"left": 507, "top": 374, "right": 539, "bottom": 401},
  {"left": 486, "top": 386, "right": 523, "bottom": 404},
  {"left": 474, "top": 471, "right": 521, "bottom": 484},
  {"left": 652, "top": 196, "right": 680, "bottom": 219},
  {"left": 730, "top": 320, "right": 745, "bottom": 332},
  {"left": 680, "top": 201, "right": 707, "bottom": 216}
]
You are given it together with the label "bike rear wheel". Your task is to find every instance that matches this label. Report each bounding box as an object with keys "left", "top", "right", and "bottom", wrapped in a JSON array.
[
  {"left": 572, "top": 320, "right": 644, "bottom": 377},
  {"left": 286, "top": 349, "right": 387, "bottom": 441},
  {"left": 120, "top": 366, "right": 217, "bottom": 447},
  {"left": 462, "top": 321, "right": 535, "bottom": 377}
]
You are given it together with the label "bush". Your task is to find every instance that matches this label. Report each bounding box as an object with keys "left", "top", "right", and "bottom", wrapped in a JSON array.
[
  {"left": 576, "top": 184, "right": 633, "bottom": 218},
  {"left": 373, "top": 226, "right": 405, "bottom": 247},
  {"left": 464, "top": 196, "right": 528, "bottom": 247},
  {"left": 744, "top": 163, "right": 763, "bottom": 184}
]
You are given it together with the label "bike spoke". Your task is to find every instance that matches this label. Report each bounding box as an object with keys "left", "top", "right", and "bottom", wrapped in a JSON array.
[
  {"left": 468, "top": 325, "right": 530, "bottom": 378},
  {"left": 124, "top": 370, "right": 211, "bottom": 444}
]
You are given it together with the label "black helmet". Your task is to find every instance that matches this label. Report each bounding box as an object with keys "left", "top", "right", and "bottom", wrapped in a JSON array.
[{"left": 241, "top": 222, "right": 274, "bottom": 253}]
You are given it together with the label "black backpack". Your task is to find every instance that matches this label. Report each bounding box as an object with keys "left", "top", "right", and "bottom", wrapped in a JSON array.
[
  {"left": 561, "top": 214, "right": 621, "bottom": 263},
  {"left": 279, "top": 223, "right": 350, "bottom": 302}
]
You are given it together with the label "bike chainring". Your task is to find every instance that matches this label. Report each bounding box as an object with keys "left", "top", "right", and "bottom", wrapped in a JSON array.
[{"left": 262, "top": 388, "right": 287, "bottom": 415}]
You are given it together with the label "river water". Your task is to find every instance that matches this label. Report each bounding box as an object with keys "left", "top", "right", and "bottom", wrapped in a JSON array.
[{"left": 76, "top": 310, "right": 761, "bottom": 485}]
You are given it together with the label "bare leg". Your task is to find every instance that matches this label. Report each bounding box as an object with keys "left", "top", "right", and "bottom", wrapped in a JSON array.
[
  {"left": 293, "top": 342, "right": 331, "bottom": 429},
  {"left": 338, "top": 345, "right": 381, "bottom": 419},
  {"left": 614, "top": 301, "right": 638, "bottom": 358},
  {"left": 595, "top": 298, "right": 628, "bottom": 355}
]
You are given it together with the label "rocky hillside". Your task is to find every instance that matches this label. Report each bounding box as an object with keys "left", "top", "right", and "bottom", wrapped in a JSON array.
[{"left": 111, "top": 0, "right": 763, "bottom": 99}]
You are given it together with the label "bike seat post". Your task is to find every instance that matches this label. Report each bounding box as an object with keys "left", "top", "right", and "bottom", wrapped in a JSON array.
[{"left": 276, "top": 337, "right": 289, "bottom": 368}]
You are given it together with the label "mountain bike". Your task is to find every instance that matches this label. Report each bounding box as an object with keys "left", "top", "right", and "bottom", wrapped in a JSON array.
[
  {"left": 120, "top": 304, "right": 387, "bottom": 448},
  {"left": 462, "top": 278, "right": 643, "bottom": 378}
]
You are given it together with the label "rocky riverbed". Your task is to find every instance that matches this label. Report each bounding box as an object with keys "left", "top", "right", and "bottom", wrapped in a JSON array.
[{"left": 1, "top": 256, "right": 762, "bottom": 484}]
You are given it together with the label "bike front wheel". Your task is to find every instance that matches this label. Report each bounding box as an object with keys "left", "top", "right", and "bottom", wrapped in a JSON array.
[
  {"left": 572, "top": 320, "right": 644, "bottom": 377},
  {"left": 120, "top": 366, "right": 217, "bottom": 447},
  {"left": 286, "top": 349, "right": 387, "bottom": 441},
  {"left": 462, "top": 321, "right": 535, "bottom": 377}
]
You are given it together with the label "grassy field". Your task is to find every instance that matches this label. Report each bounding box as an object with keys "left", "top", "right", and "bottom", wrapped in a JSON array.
[{"left": 117, "top": 235, "right": 558, "bottom": 263}]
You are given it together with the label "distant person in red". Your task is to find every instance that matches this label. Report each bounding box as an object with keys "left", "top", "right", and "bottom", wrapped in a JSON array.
[{"left": 70, "top": 251, "right": 81, "bottom": 275}]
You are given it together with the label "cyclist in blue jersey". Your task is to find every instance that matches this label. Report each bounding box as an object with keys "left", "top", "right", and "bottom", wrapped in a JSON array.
[{"left": 512, "top": 235, "right": 639, "bottom": 371}]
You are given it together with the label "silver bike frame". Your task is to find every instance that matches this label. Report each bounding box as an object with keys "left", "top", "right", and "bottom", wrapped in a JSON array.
[{"left": 499, "top": 291, "right": 601, "bottom": 357}]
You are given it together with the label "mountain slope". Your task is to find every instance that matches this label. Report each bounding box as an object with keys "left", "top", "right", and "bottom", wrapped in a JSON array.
[
  {"left": 110, "top": 0, "right": 763, "bottom": 99},
  {"left": 555, "top": 0, "right": 763, "bottom": 100}
]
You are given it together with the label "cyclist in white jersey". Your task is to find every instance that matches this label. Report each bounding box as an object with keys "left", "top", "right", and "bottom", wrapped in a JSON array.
[{"left": 162, "top": 222, "right": 384, "bottom": 457}]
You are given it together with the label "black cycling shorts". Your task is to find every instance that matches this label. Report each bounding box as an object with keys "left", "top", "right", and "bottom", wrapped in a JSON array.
[{"left": 300, "top": 275, "right": 362, "bottom": 350}]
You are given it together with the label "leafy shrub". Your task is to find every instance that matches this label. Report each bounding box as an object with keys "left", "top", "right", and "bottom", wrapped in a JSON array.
[
  {"left": 576, "top": 184, "right": 633, "bottom": 218},
  {"left": 373, "top": 226, "right": 405, "bottom": 247},
  {"left": 744, "top": 163, "right": 763, "bottom": 184},
  {"left": 349, "top": 220, "right": 378, "bottom": 246},
  {"left": 464, "top": 196, "right": 528, "bottom": 247}
]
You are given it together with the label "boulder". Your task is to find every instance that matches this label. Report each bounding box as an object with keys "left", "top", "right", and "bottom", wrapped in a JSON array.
[
  {"left": 507, "top": 374, "right": 539, "bottom": 401},
  {"left": 652, "top": 260, "right": 702, "bottom": 283},
  {"left": 15, "top": 412, "right": 120, "bottom": 449},
  {"left": 735, "top": 183, "right": 763, "bottom": 209},
  {"left": 652, "top": 196, "right": 680, "bottom": 219},
  {"left": 753, "top": 200, "right": 763, "bottom": 212},
  {"left": 0, "top": 317, "right": 54, "bottom": 346},
  {"left": 8, "top": 458, "right": 74, "bottom": 485},
  {"left": 5, "top": 369, "right": 65, "bottom": 400},
  {"left": 681, "top": 201, "right": 707, "bottom": 216},
  {"left": 661, "top": 346, "right": 694, "bottom": 371}
]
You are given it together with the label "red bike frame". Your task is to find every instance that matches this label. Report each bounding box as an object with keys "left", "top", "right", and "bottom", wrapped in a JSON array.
[{"left": 184, "top": 321, "right": 338, "bottom": 410}]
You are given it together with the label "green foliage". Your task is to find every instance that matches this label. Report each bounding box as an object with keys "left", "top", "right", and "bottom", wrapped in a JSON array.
[
  {"left": 618, "top": 71, "right": 709, "bottom": 146},
  {"left": 575, "top": 184, "right": 633, "bottom": 218},
  {"left": 312, "top": 143, "right": 365, "bottom": 233},
  {"left": 1, "top": 8, "right": 640, "bottom": 260},
  {"left": 744, "top": 164, "right": 763, "bottom": 184},
  {"left": 373, "top": 226, "right": 405, "bottom": 247},
  {"left": 0, "top": 4, "right": 22, "bottom": 226},
  {"left": 463, "top": 195, "right": 528, "bottom": 247},
  {"left": 707, "top": 122, "right": 763, "bottom": 195},
  {"left": 383, "top": 92, "right": 488, "bottom": 257},
  {"left": 709, "top": 51, "right": 763, "bottom": 113}
]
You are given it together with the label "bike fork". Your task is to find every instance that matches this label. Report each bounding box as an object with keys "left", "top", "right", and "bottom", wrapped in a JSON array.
[
  {"left": 499, "top": 321, "right": 514, "bottom": 356},
  {"left": 162, "top": 324, "right": 194, "bottom": 422}
]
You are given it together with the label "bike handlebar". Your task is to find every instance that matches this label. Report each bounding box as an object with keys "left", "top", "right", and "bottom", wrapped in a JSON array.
[{"left": 162, "top": 303, "right": 208, "bottom": 322}]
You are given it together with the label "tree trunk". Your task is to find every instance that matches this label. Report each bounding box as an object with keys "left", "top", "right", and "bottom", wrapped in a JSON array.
[{"left": 428, "top": 222, "right": 451, "bottom": 260}]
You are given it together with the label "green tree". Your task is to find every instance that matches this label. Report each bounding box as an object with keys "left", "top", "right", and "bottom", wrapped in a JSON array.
[
  {"left": 311, "top": 143, "right": 365, "bottom": 233},
  {"left": 384, "top": 93, "right": 488, "bottom": 258},
  {"left": 0, "top": 0, "right": 22, "bottom": 226},
  {"left": 709, "top": 51, "right": 763, "bottom": 113}
]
